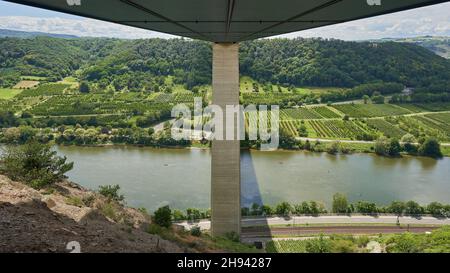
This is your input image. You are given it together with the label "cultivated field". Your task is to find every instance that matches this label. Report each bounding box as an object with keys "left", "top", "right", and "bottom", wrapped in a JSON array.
[{"left": 13, "top": 80, "right": 40, "bottom": 89}]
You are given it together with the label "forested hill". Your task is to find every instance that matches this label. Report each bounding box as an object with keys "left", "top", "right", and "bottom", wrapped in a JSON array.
[{"left": 1, "top": 36, "right": 449, "bottom": 90}]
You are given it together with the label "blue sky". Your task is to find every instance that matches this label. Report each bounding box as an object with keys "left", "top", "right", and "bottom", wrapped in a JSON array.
[{"left": 0, "top": 0, "right": 449, "bottom": 40}]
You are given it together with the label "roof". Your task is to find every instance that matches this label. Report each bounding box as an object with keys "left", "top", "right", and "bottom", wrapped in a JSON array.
[{"left": 5, "top": 0, "right": 448, "bottom": 42}]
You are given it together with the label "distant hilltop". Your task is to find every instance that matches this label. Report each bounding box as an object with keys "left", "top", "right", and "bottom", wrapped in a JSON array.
[
  {"left": 367, "top": 36, "right": 450, "bottom": 59},
  {"left": 0, "top": 28, "right": 78, "bottom": 39},
  {"left": 0, "top": 27, "right": 448, "bottom": 59}
]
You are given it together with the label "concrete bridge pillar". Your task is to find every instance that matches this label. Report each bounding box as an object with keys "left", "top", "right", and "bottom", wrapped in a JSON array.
[{"left": 211, "top": 43, "right": 241, "bottom": 236}]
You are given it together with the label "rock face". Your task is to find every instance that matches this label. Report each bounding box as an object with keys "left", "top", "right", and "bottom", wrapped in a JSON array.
[{"left": 0, "top": 175, "right": 183, "bottom": 253}]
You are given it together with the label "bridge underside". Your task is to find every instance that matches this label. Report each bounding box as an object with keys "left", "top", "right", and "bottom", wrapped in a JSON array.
[{"left": 6, "top": 0, "right": 446, "bottom": 237}]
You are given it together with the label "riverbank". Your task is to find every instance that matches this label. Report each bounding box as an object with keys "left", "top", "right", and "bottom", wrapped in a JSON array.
[{"left": 4, "top": 138, "right": 448, "bottom": 158}]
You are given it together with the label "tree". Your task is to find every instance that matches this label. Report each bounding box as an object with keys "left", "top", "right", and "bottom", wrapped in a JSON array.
[
  {"left": 387, "top": 138, "right": 401, "bottom": 157},
  {"left": 261, "top": 205, "right": 273, "bottom": 216},
  {"left": 297, "top": 124, "right": 308, "bottom": 137},
  {"left": 427, "top": 202, "right": 445, "bottom": 216},
  {"left": 98, "top": 184, "right": 125, "bottom": 203},
  {"left": 418, "top": 138, "right": 442, "bottom": 158},
  {"left": 0, "top": 140, "right": 73, "bottom": 189},
  {"left": 153, "top": 205, "right": 172, "bottom": 228},
  {"left": 362, "top": 95, "right": 370, "bottom": 104},
  {"left": 401, "top": 134, "right": 417, "bottom": 154},
  {"left": 275, "top": 202, "right": 292, "bottom": 216},
  {"left": 327, "top": 142, "right": 340, "bottom": 155},
  {"left": 251, "top": 203, "right": 261, "bottom": 216},
  {"left": 355, "top": 201, "right": 378, "bottom": 214},
  {"left": 388, "top": 201, "right": 406, "bottom": 215},
  {"left": 371, "top": 94, "right": 385, "bottom": 104},
  {"left": 332, "top": 193, "right": 348, "bottom": 213},
  {"left": 186, "top": 208, "right": 202, "bottom": 220},
  {"left": 405, "top": 201, "right": 423, "bottom": 215},
  {"left": 375, "top": 137, "right": 401, "bottom": 157},
  {"left": 375, "top": 137, "right": 389, "bottom": 156},
  {"left": 79, "top": 81, "right": 90, "bottom": 93}
]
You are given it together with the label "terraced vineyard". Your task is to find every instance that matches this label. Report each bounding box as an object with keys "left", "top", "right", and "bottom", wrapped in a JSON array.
[
  {"left": 385, "top": 116, "right": 448, "bottom": 142},
  {"left": 332, "top": 104, "right": 412, "bottom": 118},
  {"left": 16, "top": 83, "right": 70, "bottom": 98},
  {"left": 308, "top": 120, "right": 371, "bottom": 140},
  {"left": 413, "top": 115, "right": 450, "bottom": 139},
  {"left": 409, "top": 103, "right": 450, "bottom": 112},
  {"left": 280, "top": 120, "right": 301, "bottom": 137},
  {"left": 311, "top": 106, "right": 341, "bottom": 118},
  {"left": 241, "top": 93, "right": 305, "bottom": 105},
  {"left": 30, "top": 93, "right": 173, "bottom": 116},
  {"left": 366, "top": 119, "right": 406, "bottom": 139},
  {"left": 281, "top": 108, "right": 322, "bottom": 120},
  {"left": 280, "top": 106, "right": 341, "bottom": 120}
]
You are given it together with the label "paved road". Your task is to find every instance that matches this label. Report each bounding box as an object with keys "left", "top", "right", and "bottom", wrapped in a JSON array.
[{"left": 178, "top": 215, "right": 450, "bottom": 231}]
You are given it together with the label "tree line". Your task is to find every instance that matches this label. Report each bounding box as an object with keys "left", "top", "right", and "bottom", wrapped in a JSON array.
[{"left": 1, "top": 36, "right": 449, "bottom": 90}]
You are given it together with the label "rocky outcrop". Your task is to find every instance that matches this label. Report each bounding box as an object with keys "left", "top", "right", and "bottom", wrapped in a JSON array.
[{"left": 0, "top": 175, "right": 183, "bottom": 253}]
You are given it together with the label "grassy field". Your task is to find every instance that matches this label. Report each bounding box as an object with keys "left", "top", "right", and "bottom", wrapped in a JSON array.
[{"left": 0, "top": 88, "right": 23, "bottom": 99}]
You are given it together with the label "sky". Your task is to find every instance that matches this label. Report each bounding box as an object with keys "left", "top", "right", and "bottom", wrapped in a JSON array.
[{"left": 0, "top": 1, "right": 449, "bottom": 40}]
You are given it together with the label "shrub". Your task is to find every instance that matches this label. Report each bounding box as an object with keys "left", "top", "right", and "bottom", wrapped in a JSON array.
[
  {"left": 66, "top": 196, "right": 84, "bottom": 207},
  {"left": 154, "top": 205, "right": 172, "bottom": 228},
  {"left": 275, "top": 202, "right": 292, "bottom": 216},
  {"left": 332, "top": 193, "right": 348, "bottom": 213},
  {"left": 224, "top": 231, "right": 240, "bottom": 242},
  {"left": 418, "top": 138, "right": 443, "bottom": 158},
  {"left": 98, "top": 184, "right": 125, "bottom": 203},
  {"left": 0, "top": 140, "right": 73, "bottom": 189},
  {"left": 327, "top": 142, "right": 340, "bottom": 155},
  {"left": 305, "top": 235, "right": 331, "bottom": 253},
  {"left": 190, "top": 226, "right": 202, "bottom": 237}
]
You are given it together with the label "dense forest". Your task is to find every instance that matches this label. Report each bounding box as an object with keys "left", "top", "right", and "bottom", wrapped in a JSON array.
[{"left": 1, "top": 36, "right": 449, "bottom": 90}]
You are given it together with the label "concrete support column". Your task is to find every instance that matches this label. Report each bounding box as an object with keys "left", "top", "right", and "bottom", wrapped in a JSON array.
[{"left": 211, "top": 43, "right": 241, "bottom": 236}]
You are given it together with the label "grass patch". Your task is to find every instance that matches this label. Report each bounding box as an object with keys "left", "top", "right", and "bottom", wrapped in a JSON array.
[
  {"left": 0, "top": 88, "right": 23, "bottom": 99},
  {"left": 65, "top": 196, "right": 85, "bottom": 207}
]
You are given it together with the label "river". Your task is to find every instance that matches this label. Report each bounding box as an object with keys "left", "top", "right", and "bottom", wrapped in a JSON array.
[{"left": 53, "top": 146, "right": 450, "bottom": 212}]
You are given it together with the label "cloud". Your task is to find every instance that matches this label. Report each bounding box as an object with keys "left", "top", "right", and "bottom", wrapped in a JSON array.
[
  {"left": 0, "top": 2, "right": 448, "bottom": 40},
  {"left": 0, "top": 15, "right": 178, "bottom": 39},
  {"left": 278, "top": 2, "right": 450, "bottom": 40}
]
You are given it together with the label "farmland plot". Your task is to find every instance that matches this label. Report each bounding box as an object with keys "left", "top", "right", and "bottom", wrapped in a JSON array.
[
  {"left": 366, "top": 119, "right": 406, "bottom": 139},
  {"left": 332, "top": 104, "right": 412, "bottom": 118},
  {"left": 309, "top": 120, "right": 370, "bottom": 139}
]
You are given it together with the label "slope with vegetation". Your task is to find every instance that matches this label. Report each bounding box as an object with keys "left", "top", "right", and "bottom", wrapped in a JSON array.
[{"left": 0, "top": 141, "right": 259, "bottom": 253}]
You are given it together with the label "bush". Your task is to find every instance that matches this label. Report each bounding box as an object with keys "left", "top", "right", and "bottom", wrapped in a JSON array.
[
  {"left": 98, "top": 184, "right": 125, "bottom": 203},
  {"left": 224, "top": 231, "right": 240, "bottom": 242},
  {"left": 0, "top": 140, "right": 73, "bottom": 189},
  {"left": 418, "top": 138, "right": 443, "bottom": 158},
  {"left": 332, "top": 193, "right": 348, "bottom": 213},
  {"left": 275, "top": 202, "right": 292, "bottom": 216},
  {"left": 305, "top": 235, "right": 331, "bottom": 253},
  {"left": 154, "top": 205, "right": 172, "bottom": 228},
  {"left": 190, "top": 226, "right": 202, "bottom": 237},
  {"left": 327, "top": 142, "right": 340, "bottom": 155}
]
